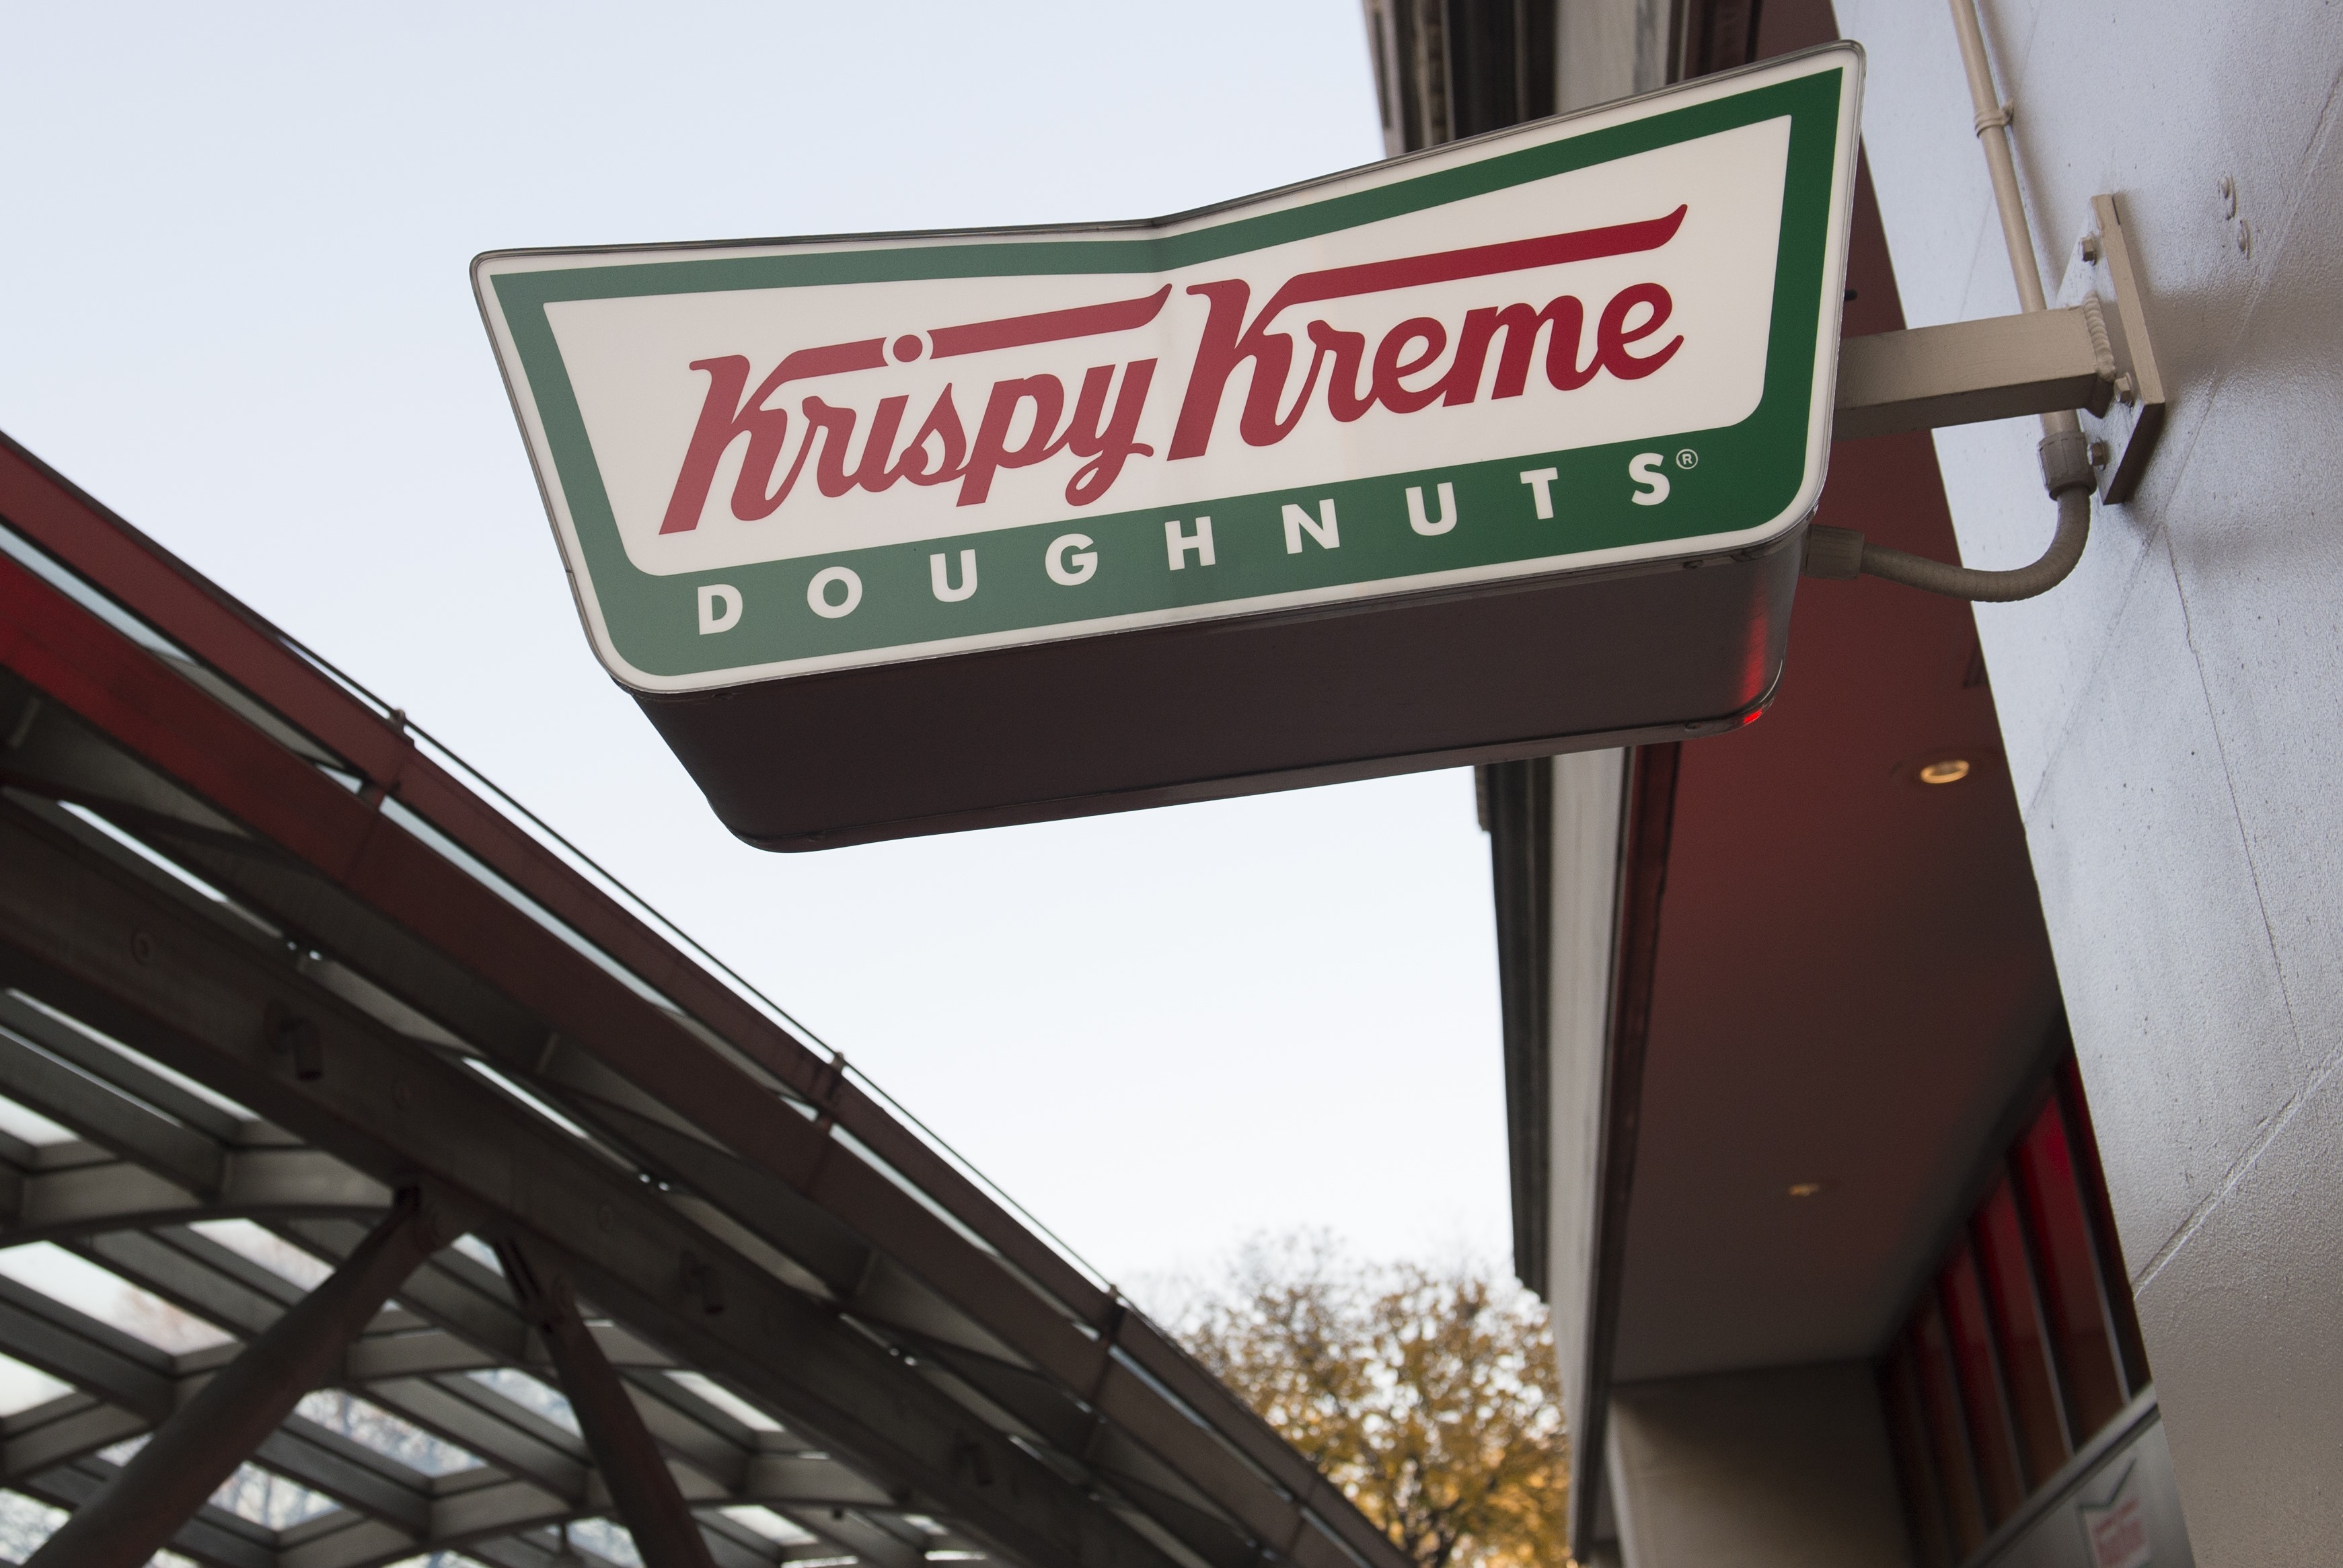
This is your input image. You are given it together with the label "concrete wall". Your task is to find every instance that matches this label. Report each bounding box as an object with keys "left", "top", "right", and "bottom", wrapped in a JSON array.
[
  {"left": 1543, "top": 749, "right": 1626, "bottom": 1466},
  {"left": 1831, "top": 3, "right": 2343, "bottom": 1562},
  {"left": 1604, "top": 1363, "right": 1914, "bottom": 1568},
  {"left": 1557, "top": 0, "right": 1668, "bottom": 109},
  {"left": 1539, "top": 0, "right": 1655, "bottom": 1485}
]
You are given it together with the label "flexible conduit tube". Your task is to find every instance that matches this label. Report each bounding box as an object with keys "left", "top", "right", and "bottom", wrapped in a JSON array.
[
  {"left": 1853, "top": 486, "right": 2089, "bottom": 601},
  {"left": 1809, "top": 0, "right": 2095, "bottom": 601}
]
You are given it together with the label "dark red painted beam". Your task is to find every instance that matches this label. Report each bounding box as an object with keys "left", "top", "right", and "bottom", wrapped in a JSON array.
[
  {"left": 0, "top": 490, "right": 1407, "bottom": 1568},
  {"left": 0, "top": 431, "right": 1113, "bottom": 1329}
]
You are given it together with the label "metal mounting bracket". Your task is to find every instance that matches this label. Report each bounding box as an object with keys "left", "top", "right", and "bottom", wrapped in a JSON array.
[
  {"left": 1832, "top": 191, "right": 2167, "bottom": 506},
  {"left": 2058, "top": 193, "right": 2168, "bottom": 503}
]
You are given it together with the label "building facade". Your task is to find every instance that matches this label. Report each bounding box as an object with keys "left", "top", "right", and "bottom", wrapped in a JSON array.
[{"left": 1370, "top": 2, "right": 2343, "bottom": 1565}]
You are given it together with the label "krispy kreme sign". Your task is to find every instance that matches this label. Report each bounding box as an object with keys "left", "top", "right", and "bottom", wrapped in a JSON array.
[{"left": 477, "top": 46, "right": 1859, "bottom": 699}]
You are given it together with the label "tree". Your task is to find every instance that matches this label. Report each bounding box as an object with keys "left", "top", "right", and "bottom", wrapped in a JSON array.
[{"left": 1170, "top": 1236, "right": 1569, "bottom": 1568}]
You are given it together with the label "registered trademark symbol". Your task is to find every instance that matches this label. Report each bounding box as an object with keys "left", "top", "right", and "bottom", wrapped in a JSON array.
[{"left": 1675, "top": 449, "right": 1699, "bottom": 470}]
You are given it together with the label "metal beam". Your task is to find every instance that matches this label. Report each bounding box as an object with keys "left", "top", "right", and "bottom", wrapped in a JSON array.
[
  {"left": 0, "top": 860, "right": 931, "bottom": 1568},
  {"left": 0, "top": 990, "right": 246, "bottom": 1143},
  {"left": 275, "top": 1468, "right": 581, "bottom": 1568},
  {"left": 24, "top": 1194, "right": 451, "bottom": 1568},
  {"left": 1, "top": 1396, "right": 147, "bottom": 1483},
  {"left": 3, "top": 1148, "right": 385, "bottom": 1241},
  {"left": 499, "top": 1238, "right": 717, "bottom": 1568},
  {"left": 276, "top": 1467, "right": 926, "bottom": 1568},
  {"left": 20, "top": 1458, "right": 274, "bottom": 1568},
  {"left": 1833, "top": 303, "right": 2114, "bottom": 441},
  {"left": 542, "top": 1020, "right": 1364, "bottom": 1568},
  {"left": 0, "top": 1222, "right": 600, "bottom": 1505},
  {"left": 611, "top": 1369, "right": 751, "bottom": 1491},
  {"left": 253, "top": 1419, "right": 435, "bottom": 1536},
  {"left": 282, "top": 1216, "right": 533, "bottom": 1363},
  {"left": 0, "top": 1025, "right": 222, "bottom": 1195},
  {"left": 343, "top": 1313, "right": 676, "bottom": 1382},
  {"left": 0, "top": 463, "right": 1414, "bottom": 1568},
  {"left": 0, "top": 563, "right": 1406, "bottom": 1568},
  {"left": 358, "top": 1376, "right": 588, "bottom": 1501},
  {"left": 0, "top": 1275, "right": 173, "bottom": 1421},
  {"left": 278, "top": 1513, "right": 430, "bottom": 1568},
  {"left": 73, "top": 1227, "right": 297, "bottom": 1339},
  {"left": 0, "top": 806, "right": 1174, "bottom": 1568},
  {"left": 0, "top": 1253, "right": 605, "bottom": 1534}
]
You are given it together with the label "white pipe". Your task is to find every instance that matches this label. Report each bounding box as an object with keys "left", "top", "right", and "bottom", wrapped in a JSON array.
[{"left": 1946, "top": 0, "right": 2079, "bottom": 437}]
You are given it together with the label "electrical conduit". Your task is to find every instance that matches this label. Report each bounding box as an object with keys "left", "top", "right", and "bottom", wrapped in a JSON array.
[{"left": 1806, "top": 0, "right": 2097, "bottom": 601}]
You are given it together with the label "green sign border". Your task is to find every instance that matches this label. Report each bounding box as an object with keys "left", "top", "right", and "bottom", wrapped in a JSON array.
[{"left": 482, "top": 51, "right": 1854, "bottom": 692}]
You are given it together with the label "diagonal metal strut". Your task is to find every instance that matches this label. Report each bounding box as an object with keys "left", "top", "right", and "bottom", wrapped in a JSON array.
[
  {"left": 497, "top": 1236, "right": 718, "bottom": 1568},
  {"left": 22, "top": 1193, "right": 457, "bottom": 1568}
]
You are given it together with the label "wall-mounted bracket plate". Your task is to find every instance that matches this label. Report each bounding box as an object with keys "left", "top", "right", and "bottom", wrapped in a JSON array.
[{"left": 2059, "top": 193, "right": 2167, "bottom": 504}]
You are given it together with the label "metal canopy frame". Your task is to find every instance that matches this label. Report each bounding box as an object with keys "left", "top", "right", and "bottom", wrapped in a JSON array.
[{"left": 0, "top": 428, "right": 1407, "bottom": 1568}]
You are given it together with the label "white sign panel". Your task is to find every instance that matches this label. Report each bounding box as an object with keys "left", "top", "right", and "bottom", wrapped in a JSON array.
[{"left": 476, "top": 46, "right": 1863, "bottom": 697}]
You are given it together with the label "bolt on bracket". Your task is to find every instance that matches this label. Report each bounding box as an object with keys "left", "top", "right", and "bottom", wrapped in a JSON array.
[
  {"left": 2058, "top": 193, "right": 2168, "bottom": 503},
  {"left": 1830, "top": 192, "right": 2167, "bottom": 505}
]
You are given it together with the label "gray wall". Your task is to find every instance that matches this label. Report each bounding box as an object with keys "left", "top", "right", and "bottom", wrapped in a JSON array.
[
  {"left": 1557, "top": 0, "right": 1668, "bottom": 108},
  {"left": 1543, "top": 749, "right": 1626, "bottom": 1481},
  {"left": 1604, "top": 1363, "right": 1913, "bottom": 1568},
  {"left": 1833, "top": 3, "right": 2343, "bottom": 1562}
]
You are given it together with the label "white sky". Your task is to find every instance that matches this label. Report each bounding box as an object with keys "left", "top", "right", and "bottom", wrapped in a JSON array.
[{"left": 0, "top": 1, "right": 1510, "bottom": 1294}]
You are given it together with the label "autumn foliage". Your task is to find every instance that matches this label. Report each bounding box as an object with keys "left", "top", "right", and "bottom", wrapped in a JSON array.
[{"left": 1171, "top": 1238, "right": 1569, "bottom": 1568}]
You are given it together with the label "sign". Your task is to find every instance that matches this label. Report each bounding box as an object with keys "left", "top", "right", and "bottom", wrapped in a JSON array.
[
  {"left": 477, "top": 44, "right": 1863, "bottom": 848},
  {"left": 2079, "top": 1462, "right": 2154, "bottom": 1568}
]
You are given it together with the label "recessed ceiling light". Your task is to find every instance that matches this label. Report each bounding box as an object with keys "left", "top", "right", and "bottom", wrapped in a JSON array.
[
  {"left": 1917, "top": 758, "right": 1972, "bottom": 786},
  {"left": 1786, "top": 1182, "right": 1827, "bottom": 1199}
]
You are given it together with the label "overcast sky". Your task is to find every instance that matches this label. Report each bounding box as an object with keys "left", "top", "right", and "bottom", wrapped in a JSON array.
[{"left": 0, "top": 1, "right": 1510, "bottom": 1297}]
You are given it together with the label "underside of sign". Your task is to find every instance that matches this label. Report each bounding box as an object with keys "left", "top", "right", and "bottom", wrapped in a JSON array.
[{"left": 477, "top": 44, "right": 1863, "bottom": 849}]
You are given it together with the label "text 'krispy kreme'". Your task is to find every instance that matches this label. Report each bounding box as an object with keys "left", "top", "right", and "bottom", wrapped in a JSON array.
[
  {"left": 478, "top": 68, "right": 1861, "bottom": 703},
  {"left": 657, "top": 207, "right": 1690, "bottom": 533}
]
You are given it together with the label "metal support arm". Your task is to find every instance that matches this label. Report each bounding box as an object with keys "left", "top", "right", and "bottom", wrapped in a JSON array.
[
  {"left": 1833, "top": 302, "right": 2114, "bottom": 441},
  {"left": 1803, "top": 1, "right": 2169, "bottom": 601},
  {"left": 24, "top": 1193, "right": 456, "bottom": 1568},
  {"left": 497, "top": 1238, "right": 718, "bottom": 1568},
  {"left": 1821, "top": 186, "right": 2167, "bottom": 599},
  {"left": 1829, "top": 187, "right": 2167, "bottom": 507}
]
